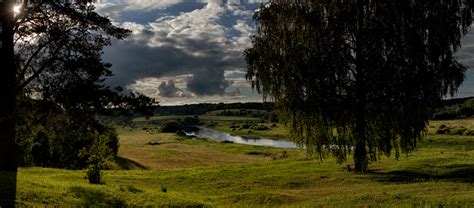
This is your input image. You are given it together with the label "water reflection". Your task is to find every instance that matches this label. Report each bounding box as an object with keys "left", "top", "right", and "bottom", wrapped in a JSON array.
[{"left": 187, "top": 128, "right": 297, "bottom": 148}]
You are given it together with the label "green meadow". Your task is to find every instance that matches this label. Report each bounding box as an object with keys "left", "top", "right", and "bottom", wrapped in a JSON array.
[{"left": 4, "top": 117, "right": 474, "bottom": 207}]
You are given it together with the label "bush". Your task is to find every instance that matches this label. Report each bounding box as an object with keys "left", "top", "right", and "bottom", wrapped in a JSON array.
[
  {"left": 436, "top": 128, "right": 449, "bottom": 134},
  {"left": 161, "top": 185, "right": 167, "bottom": 193},
  {"left": 435, "top": 124, "right": 474, "bottom": 135},
  {"left": 206, "top": 122, "right": 217, "bottom": 128},
  {"left": 80, "top": 132, "right": 114, "bottom": 184},
  {"left": 436, "top": 125, "right": 451, "bottom": 134},
  {"left": 241, "top": 123, "right": 251, "bottom": 129},
  {"left": 252, "top": 125, "right": 270, "bottom": 131},
  {"left": 160, "top": 121, "right": 181, "bottom": 133},
  {"left": 16, "top": 98, "right": 120, "bottom": 169},
  {"left": 182, "top": 116, "right": 200, "bottom": 126},
  {"left": 272, "top": 151, "right": 289, "bottom": 160},
  {"left": 268, "top": 111, "right": 279, "bottom": 123},
  {"left": 463, "top": 130, "right": 474, "bottom": 136},
  {"left": 176, "top": 130, "right": 186, "bottom": 136},
  {"left": 450, "top": 127, "right": 467, "bottom": 135}
]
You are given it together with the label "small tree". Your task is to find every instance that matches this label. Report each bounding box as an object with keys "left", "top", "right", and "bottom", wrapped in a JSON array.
[
  {"left": 245, "top": 0, "right": 474, "bottom": 172},
  {"left": 79, "top": 132, "right": 114, "bottom": 184}
]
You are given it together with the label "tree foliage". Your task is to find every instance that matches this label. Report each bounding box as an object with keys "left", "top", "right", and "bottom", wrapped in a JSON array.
[
  {"left": 12, "top": 1, "right": 157, "bottom": 169},
  {"left": 16, "top": 96, "right": 120, "bottom": 169},
  {"left": 245, "top": 0, "right": 474, "bottom": 172}
]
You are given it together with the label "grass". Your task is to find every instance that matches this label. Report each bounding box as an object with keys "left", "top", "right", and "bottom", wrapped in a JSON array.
[
  {"left": 429, "top": 117, "right": 474, "bottom": 130},
  {"left": 113, "top": 127, "right": 296, "bottom": 170},
  {"left": 3, "top": 118, "right": 474, "bottom": 206}
]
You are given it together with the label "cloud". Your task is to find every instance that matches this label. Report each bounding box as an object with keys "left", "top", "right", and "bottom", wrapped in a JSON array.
[
  {"left": 103, "top": 0, "right": 254, "bottom": 97},
  {"left": 96, "top": 0, "right": 185, "bottom": 12},
  {"left": 125, "top": 0, "right": 185, "bottom": 11},
  {"left": 128, "top": 73, "right": 261, "bottom": 105},
  {"left": 158, "top": 80, "right": 185, "bottom": 97},
  {"left": 187, "top": 68, "right": 231, "bottom": 95},
  {"left": 457, "top": 29, "right": 474, "bottom": 69}
]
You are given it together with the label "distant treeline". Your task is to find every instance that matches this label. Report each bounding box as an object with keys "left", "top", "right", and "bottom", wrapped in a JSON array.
[
  {"left": 142, "top": 98, "right": 474, "bottom": 121},
  {"left": 153, "top": 102, "right": 274, "bottom": 116},
  {"left": 439, "top": 96, "right": 474, "bottom": 107},
  {"left": 433, "top": 96, "right": 474, "bottom": 120}
]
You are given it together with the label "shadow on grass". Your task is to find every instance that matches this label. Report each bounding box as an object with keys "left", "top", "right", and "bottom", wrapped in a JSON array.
[
  {"left": 369, "top": 164, "right": 474, "bottom": 183},
  {"left": 0, "top": 171, "right": 17, "bottom": 207},
  {"left": 70, "top": 186, "right": 126, "bottom": 206},
  {"left": 114, "top": 156, "right": 148, "bottom": 170}
]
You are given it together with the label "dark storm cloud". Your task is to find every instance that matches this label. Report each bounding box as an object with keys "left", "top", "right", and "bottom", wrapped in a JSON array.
[
  {"left": 187, "top": 68, "right": 231, "bottom": 95},
  {"left": 103, "top": 35, "right": 244, "bottom": 95},
  {"left": 457, "top": 32, "right": 474, "bottom": 69}
]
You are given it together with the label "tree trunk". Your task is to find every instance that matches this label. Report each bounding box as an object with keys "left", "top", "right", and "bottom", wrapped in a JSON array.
[
  {"left": 0, "top": 0, "right": 18, "bottom": 171},
  {"left": 353, "top": 100, "right": 368, "bottom": 172},
  {"left": 353, "top": 139, "right": 368, "bottom": 173},
  {"left": 0, "top": 0, "right": 18, "bottom": 206},
  {"left": 352, "top": 0, "right": 368, "bottom": 173}
]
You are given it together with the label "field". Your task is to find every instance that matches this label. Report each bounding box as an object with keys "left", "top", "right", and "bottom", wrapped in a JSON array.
[{"left": 4, "top": 117, "right": 474, "bottom": 206}]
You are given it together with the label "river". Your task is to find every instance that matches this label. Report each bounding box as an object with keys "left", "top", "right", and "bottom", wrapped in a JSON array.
[{"left": 185, "top": 128, "right": 298, "bottom": 148}]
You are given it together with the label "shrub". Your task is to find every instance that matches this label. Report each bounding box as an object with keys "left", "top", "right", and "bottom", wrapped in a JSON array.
[
  {"left": 161, "top": 185, "right": 168, "bottom": 193},
  {"left": 463, "top": 130, "right": 474, "bottom": 136},
  {"left": 252, "top": 125, "right": 270, "bottom": 131},
  {"left": 160, "top": 121, "right": 181, "bottom": 133},
  {"left": 80, "top": 132, "right": 114, "bottom": 184},
  {"left": 450, "top": 127, "right": 467, "bottom": 135},
  {"left": 272, "top": 151, "right": 289, "bottom": 160},
  {"left": 206, "top": 122, "right": 217, "bottom": 128},
  {"left": 176, "top": 130, "right": 186, "bottom": 136},
  {"left": 241, "top": 123, "right": 251, "bottom": 129},
  {"left": 268, "top": 111, "right": 279, "bottom": 122},
  {"left": 182, "top": 116, "right": 200, "bottom": 125},
  {"left": 436, "top": 125, "right": 451, "bottom": 134},
  {"left": 16, "top": 99, "right": 120, "bottom": 169}
]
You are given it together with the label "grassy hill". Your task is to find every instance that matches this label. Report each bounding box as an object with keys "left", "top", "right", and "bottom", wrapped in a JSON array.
[{"left": 3, "top": 118, "right": 474, "bottom": 206}]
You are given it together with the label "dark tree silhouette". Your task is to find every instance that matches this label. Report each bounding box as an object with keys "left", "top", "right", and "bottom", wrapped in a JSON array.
[
  {"left": 1, "top": 0, "right": 156, "bottom": 203},
  {"left": 0, "top": 0, "right": 19, "bottom": 206},
  {"left": 1, "top": 0, "right": 129, "bottom": 171},
  {"left": 245, "top": 0, "right": 474, "bottom": 172},
  {"left": 0, "top": 0, "right": 17, "bottom": 172}
]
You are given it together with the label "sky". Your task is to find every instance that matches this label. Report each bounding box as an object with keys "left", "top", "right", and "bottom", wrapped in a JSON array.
[{"left": 95, "top": 0, "right": 474, "bottom": 106}]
